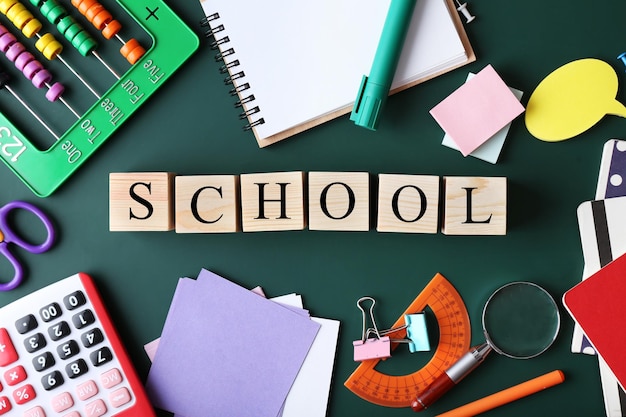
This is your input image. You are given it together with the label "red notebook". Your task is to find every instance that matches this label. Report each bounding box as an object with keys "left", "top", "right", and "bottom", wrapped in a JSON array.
[{"left": 563, "top": 251, "right": 626, "bottom": 389}]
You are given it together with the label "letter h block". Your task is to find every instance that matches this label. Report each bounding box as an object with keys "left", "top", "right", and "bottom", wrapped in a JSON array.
[
  {"left": 109, "top": 172, "right": 175, "bottom": 231},
  {"left": 240, "top": 171, "right": 306, "bottom": 232}
]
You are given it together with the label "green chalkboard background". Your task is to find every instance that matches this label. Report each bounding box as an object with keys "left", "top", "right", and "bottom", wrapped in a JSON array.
[{"left": 2, "top": 1, "right": 625, "bottom": 416}]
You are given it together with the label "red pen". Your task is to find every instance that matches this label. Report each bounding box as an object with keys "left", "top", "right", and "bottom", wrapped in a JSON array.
[{"left": 412, "top": 343, "right": 492, "bottom": 412}]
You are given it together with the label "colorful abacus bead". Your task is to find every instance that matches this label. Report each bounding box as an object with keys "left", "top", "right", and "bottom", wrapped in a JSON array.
[
  {"left": 119, "top": 38, "right": 144, "bottom": 64},
  {"left": 0, "top": 0, "right": 42, "bottom": 37},
  {"left": 34, "top": 32, "right": 62, "bottom": 60},
  {"left": 31, "top": 0, "right": 98, "bottom": 57},
  {"left": 71, "top": 0, "right": 145, "bottom": 63},
  {"left": 0, "top": 24, "right": 65, "bottom": 102}
]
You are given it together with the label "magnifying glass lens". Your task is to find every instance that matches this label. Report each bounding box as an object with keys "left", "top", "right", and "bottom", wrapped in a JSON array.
[{"left": 482, "top": 282, "right": 560, "bottom": 359}]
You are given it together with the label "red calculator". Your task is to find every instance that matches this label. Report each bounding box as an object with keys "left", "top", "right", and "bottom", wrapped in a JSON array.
[{"left": 0, "top": 272, "right": 155, "bottom": 416}]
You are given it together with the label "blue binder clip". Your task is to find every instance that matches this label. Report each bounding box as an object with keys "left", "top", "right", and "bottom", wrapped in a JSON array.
[
  {"left": 353, "top": 297, "right": 391, "bottom": 361},
  {"left": 405, "top": 313, "right": 430, "bottom": 352},
  {"left": 375, "top": 313, "right": 430, "bottom": 353}
]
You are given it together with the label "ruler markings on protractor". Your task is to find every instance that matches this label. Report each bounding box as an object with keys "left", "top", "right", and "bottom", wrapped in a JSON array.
[{"left": 344, "top": 272, "right": 471, "bottom": 408}]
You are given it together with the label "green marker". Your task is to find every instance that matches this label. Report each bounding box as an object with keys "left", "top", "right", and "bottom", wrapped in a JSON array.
[{"left": 351, "top": 0, "right": 418, "bottom": 131}]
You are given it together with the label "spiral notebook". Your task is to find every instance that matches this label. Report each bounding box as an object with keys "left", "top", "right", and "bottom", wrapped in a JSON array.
[{"left": 199, "top": 0, "right": 475, "bottom": 147}]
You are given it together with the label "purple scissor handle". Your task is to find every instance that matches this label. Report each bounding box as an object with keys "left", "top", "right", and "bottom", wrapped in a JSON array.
[{"left": 0, "top": 201, "right": 55, "bottom": 291}]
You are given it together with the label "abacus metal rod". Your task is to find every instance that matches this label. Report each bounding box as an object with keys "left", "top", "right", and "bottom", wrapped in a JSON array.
[
  {"left": 92, "top": 50, "right": 120, "bottom": 79},
  {"left": 54, "top": 51, "right": 100, "bottom": 99},
  {"left": 4, "top": 84, "right": 59, "bottom": 140}
]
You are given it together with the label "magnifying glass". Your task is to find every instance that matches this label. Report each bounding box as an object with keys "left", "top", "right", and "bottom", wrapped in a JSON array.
[{"left": 411, "top": 281, "right": 560, "bottom": 412}]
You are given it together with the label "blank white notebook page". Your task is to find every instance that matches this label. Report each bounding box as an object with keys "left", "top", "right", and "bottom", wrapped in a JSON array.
[{"left": 199, "top": 0, "right": 468, "bottom": 140}]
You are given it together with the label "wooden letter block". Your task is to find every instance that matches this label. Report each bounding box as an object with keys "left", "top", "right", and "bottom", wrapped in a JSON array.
[
  {"left": 240, "top": 171, "right": 306, "bottom": 232},
  {"left": 175, "top": 175, "right": 240, "bottom": 233},
  {"left": 308, "top": 172, "right": 369, "bottom": 231},
  {"left": 377, "top": 174, "right": 439, "bottom": 233},
  {"left": 442, "top": 176, "right": 506, "bottom": 235},
  {"left": 109, "top": 172, "right": 175, "bottom": 231}
]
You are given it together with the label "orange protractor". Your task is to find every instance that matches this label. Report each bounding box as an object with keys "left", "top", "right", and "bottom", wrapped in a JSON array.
[{"left": 345, "top": 272, "right": 471, "bottom": 408}]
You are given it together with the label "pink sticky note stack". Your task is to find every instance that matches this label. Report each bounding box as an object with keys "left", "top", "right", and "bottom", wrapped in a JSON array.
[{"left": 430, "top": 65, "right": 525, "bottom": 156}]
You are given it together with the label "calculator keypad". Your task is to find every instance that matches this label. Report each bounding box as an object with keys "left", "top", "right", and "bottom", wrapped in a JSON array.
[{"left": 0, "top": 273, "right": 150, "bottom": 416}]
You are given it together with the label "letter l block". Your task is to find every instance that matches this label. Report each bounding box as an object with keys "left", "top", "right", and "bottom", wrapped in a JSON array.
[{"left": 442, "top": 176, "right": 507, "bottom": 235}]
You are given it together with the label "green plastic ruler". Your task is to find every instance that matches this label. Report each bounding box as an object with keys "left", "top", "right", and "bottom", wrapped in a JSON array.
[{"left": 0, "top": 0, "right": 198, "bottom": 196}]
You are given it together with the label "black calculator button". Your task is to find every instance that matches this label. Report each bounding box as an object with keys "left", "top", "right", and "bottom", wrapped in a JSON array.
[
  {"left": 90, "top": 347, "right": 113, "bottom": 367},
  {"left": 41, "top": 370, "right": 64, "bottom": 390},
  {"left": 63, "top": 290, "right": 86, "bottom": 310},
  {"left": 72, "top": 309, "right": 95, "bottom": 329},
  {"left": 81, "top": 328, "right": 104, "bottom": 348},
  {"left": 32, "top": 352, "right": 55, "bottom": 372},
  {"left": 15, "top": 314, "right": 37, "bottom": 334},
  {"left": 57, "top": 340, "right": 80, "bottom": 360},
  {"left": 66, "top": 359, "right": 88, "bottom": 379},
  {"left": 48, "top": 321, "right": 71, "bottom": 341},
  {"left": 24, "top": 333, "right": 47, "bottom": 353},
  {"left": 39, "top": 302, "right": 62, "bottom": 322}
]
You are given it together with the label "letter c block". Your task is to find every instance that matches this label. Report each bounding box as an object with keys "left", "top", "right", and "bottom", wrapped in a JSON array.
[
  {"left": 175, "top": 175, "right": 240, "bottom": 233},
  {"left": 109, "top": 172, "right": 175, "bottom": 231}
]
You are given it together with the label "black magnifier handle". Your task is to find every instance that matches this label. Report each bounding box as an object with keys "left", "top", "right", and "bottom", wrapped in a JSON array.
[{"left": 411, "top": 342, "right": 492, "bottom": 412}]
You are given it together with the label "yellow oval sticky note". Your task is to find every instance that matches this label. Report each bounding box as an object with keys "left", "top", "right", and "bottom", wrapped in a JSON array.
[{"left": 526, "top": 58, "right": 626, "bottom": 141}]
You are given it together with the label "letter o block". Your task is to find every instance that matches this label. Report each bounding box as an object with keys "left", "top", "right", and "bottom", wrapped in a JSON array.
[
  {"left": 175, "top": 175, "right": 240, "bottom": 233},
  {"left": 308, "top": 172, "right": 369, "bottom": 231},
  {"left": 377, "top": 174, "right": 439, "bottom": 233},
  {"left": 109, "top": 172, "right": 175, "bottom": 231}
]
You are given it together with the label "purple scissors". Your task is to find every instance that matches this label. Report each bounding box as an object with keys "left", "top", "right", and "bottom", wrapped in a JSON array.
[{"left": 0, "top": 201, "right": 55, "bottom": 291}]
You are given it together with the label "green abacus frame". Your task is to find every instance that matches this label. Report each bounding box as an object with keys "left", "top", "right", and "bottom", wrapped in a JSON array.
[{"left": 0, "top": 0, "right": 198, "bottom": 197}]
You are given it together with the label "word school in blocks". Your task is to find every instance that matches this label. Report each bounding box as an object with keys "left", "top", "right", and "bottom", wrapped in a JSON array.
[{"left": 109, "top": 172, "right": 507, "bottom": 235}]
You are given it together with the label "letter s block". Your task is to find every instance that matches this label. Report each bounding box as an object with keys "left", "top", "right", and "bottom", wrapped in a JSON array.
[
  {"left": 109, "top": 172, "right": 175, "bottom": 231},
  {"left": 442, "top": 176, "right": 507, "bottom": 235}
]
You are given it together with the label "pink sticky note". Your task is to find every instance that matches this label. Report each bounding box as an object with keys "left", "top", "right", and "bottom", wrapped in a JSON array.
[{"left": 430, "top": 65, "right": 525, "bottom": 156}]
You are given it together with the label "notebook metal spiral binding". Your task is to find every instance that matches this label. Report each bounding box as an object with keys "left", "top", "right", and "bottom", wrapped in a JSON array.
[{"left": 201, "top": 13, "right": 265, "bottom": 131}]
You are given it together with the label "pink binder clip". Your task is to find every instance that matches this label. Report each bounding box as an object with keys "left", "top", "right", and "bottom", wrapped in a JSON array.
[{"left": 353, "top": 296, "right": 391, "bottom": 361}]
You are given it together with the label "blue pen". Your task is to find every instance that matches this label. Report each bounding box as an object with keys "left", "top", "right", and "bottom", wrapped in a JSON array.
[{"left": 351, "top": 0, "right": 418, "bottom": 131}]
